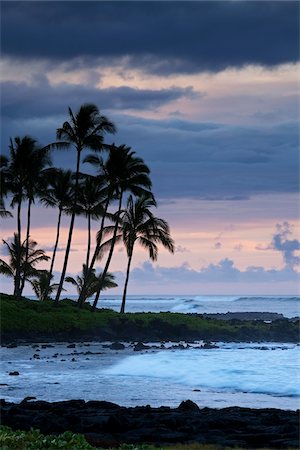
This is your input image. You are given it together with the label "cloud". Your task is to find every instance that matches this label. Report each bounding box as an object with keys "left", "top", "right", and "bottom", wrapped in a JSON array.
[
  {"left": 1, "top": 110, "right": 298, "bottom": 202},
  {"left": 175, "top": 245, "right": 190, "bottom": 254},
  {"left": 114, "top": 116, "right": 299, "bottom": 200},
  {"left": 130, "top": 258, "right": 300, "bottom": 285},
  {"left": 2, "top": 2, "right": 299, "bottom": 74},
  {"left": 234, "top": 244, "right": 243, "bottom": 252},
  {"left": 43, "top": 246, "right": 78, "bottom": 253},
  {"left": 257, "top": 222, "right": 300, "bottom": 268},
  {"left": 214, "top": 242, "right": 222, "bottom": 249},
  {"left": 271, "top": 222, "right": 300, "bottom": 267},
  {"left": 1, "top": 78, "right": 200, "bottom": 120}
]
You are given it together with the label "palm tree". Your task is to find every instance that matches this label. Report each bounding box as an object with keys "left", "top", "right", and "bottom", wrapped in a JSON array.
[
  {"left": 54, "top": 104, "right": 116, "bottom": 303},
  {"left": 84, "top": 145, "right": 153, "bottom": 311},
  {"left": 0, "top": 234, "right": 50, "bottom": 296},
  {"left": 5, "top": 136, "right": 52, "bottom": 298},
  {"left": 65, "top": 264, "right": 117, "bottom": 304},
  {"left": 29, "top": 270, "right": 60, "bottom": 301},
  {"left": 120, "top": 195, "right": 175, "bottom": 313},
  {"left": 19, "top": 145, "right": 52, "bottom": 294},
  {"left": 40, "top": 169, "right": 75, "bottom": 291},
  {"left": 76, "top": 174, "right": 109, "bottom": 269}
]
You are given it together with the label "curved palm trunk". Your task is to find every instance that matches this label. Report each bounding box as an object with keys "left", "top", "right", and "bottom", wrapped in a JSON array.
[
  {"left": 91, "top": 193, "right": 123, "bottom": 312},
  {"left": 55, "top": 149, "right": 81, "bottom": 304},
  {"left": 120, "top": 249, "right": 133, "bottom": 314},
  {"left": 14, "top": 200, "right": 22, "bottom": 298},
  {"left": 20, "top": 197, "right": 32, "bottom": 295},
  {"left": 78, "top": 197, "right": 110, "bottom": 307}
]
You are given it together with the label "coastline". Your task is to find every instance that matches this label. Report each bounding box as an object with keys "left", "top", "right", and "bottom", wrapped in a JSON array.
[
  {"left": 1, "top": 398, "right": 299, "bottom": 448},
  {"left": 1, "top": 294, "right": 299, "bottom": 344},
  {"left": 1, "top": 294, "right": 299, "bottom": 448}
]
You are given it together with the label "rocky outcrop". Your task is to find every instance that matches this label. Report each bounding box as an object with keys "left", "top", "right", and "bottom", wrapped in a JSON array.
[{"left": 1, "top": 398, "right": 299, "bottom": 448}]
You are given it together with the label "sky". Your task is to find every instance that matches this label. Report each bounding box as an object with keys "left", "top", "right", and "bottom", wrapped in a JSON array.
[{"left": 1, "top": 1, "right": 299, "bottom": 296}]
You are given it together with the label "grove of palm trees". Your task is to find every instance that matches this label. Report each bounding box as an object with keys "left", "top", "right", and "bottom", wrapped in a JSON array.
[{"left": 0, "top": 103, "right": 174, "bottom": 313}]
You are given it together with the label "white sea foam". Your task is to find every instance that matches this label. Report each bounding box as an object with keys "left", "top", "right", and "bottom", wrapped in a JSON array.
[
  {"left": 104, "top": 343, "right": 300, "bottom": 398},
  {"left": 1, "top": 342, "right": 299, "bottom": 409}
]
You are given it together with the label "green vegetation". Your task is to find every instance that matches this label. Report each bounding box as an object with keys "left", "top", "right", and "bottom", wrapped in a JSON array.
[
  {"left": 0, "top": 426, "right": 288, "bottom": 450},
  {"left": 0, "top": 426, "right": 94, "bottom": 449},
  {"left": 1, "top": 294, "right": 116, "bottom": 334},
  {"left": 1, "top": 294, "right": 298, "bottom": 342}
]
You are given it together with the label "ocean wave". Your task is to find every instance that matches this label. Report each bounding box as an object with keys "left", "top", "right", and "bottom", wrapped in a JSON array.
[
  {"left": 104, "top": 346, "right": 300, "bottom": 398},
  {"left": 171, "top": 302, "right": 202, "bottom": 313},
  {"left": 235, "top": 296, "right": 300, "bottom": 302}
]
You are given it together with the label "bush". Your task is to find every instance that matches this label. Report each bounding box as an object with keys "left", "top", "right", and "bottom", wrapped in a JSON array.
[{"left": 0, "top": 426, "right": 94, "bottom": 449}]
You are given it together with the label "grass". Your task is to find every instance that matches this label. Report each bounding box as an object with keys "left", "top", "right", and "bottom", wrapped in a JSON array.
[
  {"left": 1, "top": 293, "right": 298, "bottom": 342},
  {"left": 0, "top": 293, "right": 116, "bottom": 333}
]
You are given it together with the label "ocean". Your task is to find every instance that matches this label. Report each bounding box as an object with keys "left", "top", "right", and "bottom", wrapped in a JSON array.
[
  {"left": 1, "top": 295, "right": 299, "bottom": 410},
  {"left": 79, "top": 294, "right": 300, "bottom": 318}
]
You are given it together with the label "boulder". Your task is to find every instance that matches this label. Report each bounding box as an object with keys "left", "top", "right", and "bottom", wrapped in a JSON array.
[
  {"left": 177, "top": 400, "right": 200, "bottom": 411},
  {"left": 202, "top": 342, "right": 219, "bottom": 349},
  {"left": 133, "top": 342, "right": 149, "bottom": 351},
  {"left": 109, "top": 342, "right": 125, "bottom": 350}
]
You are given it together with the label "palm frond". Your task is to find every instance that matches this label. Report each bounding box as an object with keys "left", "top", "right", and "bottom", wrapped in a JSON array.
[
  {"left": 0, "top": 260, "right": 14, "bottom": 277},
  {"left": 64, "top": 276, "right": 78, "bottom": 286}
]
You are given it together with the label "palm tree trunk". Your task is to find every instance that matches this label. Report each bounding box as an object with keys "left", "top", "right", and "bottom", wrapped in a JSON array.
[
  {"left": 20, "top": 197, "right": 32, "bottom": 295},
  {"left": 54, "top": 148, "right": 81, "bottom": 304},
  {"left": 48, "top": 206, "right": 62, "bottom": 282},
  {"left": 91, "top": 192, "right": 123, "bottom": 312},
  {"left": 120, "top": 249, "right": 133, "bottom": 314},
  {"left": 14, "top": 200, "right": 22, "bottom": 299},
  {"left": 86, "top": 213, "right": 91, "bottom": 269},
  {"left": 78, "top": 197, "right": 110, "bottom": 307}
]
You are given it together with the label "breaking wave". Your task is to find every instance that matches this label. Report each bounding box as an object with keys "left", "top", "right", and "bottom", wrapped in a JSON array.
[{"left": 104, "top": 344, "right": 300, "bottom": 398}]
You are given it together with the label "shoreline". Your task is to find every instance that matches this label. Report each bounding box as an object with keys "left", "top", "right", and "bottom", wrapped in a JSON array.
[
  {"left": 1, "top": 398, "right": 299, "bottom": 448},
  {"left": 2, "top": 314, "right": 299, "bottom": 345},
  {"left": 2, "top": 340, "right": 298, "bottom": 411},
  {"left": 1, "top": 294, "right": 299, "bottom": 344},
  {"left": 2, "top": 295, "right": 299, "bottom": 448}
]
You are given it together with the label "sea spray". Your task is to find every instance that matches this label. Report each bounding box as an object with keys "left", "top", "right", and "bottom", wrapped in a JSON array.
[{"left": 104, "top": 343, "right": 300, "bottom": 398}]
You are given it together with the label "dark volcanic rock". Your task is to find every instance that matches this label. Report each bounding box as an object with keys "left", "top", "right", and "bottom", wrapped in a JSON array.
[
  {"left": 202, "top": 342, "right": 219, "bottom": 349},
  {"left": 178, "top": 400, "right": 200, "bottom": 411},
  {"left": 2, "top": 399, "right": 298, "bottom": 448},
  {"left": 109, "top": 342, "right": 125, "bottom": 350},
  {"left": 6, "top": 342, "right": 18, "bottom": 348},
  {"left": 21, "top": 396, "right": 36, "bottom": 403},
  {"left": 133, "top": 342, "right": 150, "bottom": 351},
  {"left": 203, "top": 312, "right": 286, "bottom": 321}
]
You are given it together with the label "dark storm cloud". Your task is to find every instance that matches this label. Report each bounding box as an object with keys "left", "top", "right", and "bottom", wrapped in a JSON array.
[
  {"left": 1, "top": 107, "right": 298, "bottom": 201},
  {"left": 113, "top": 116, "right": 299, "bottom": 200},
  {"left": 1, "top": 78, "right": 199, "bottom": 119},
  {"left": 1, "top": 1, "right": 299, "bottom": 74}
]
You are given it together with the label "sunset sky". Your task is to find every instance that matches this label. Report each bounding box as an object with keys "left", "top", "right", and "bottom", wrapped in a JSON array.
[{"left": 1, "top": 1, "right": 299, "bottom": 295}]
